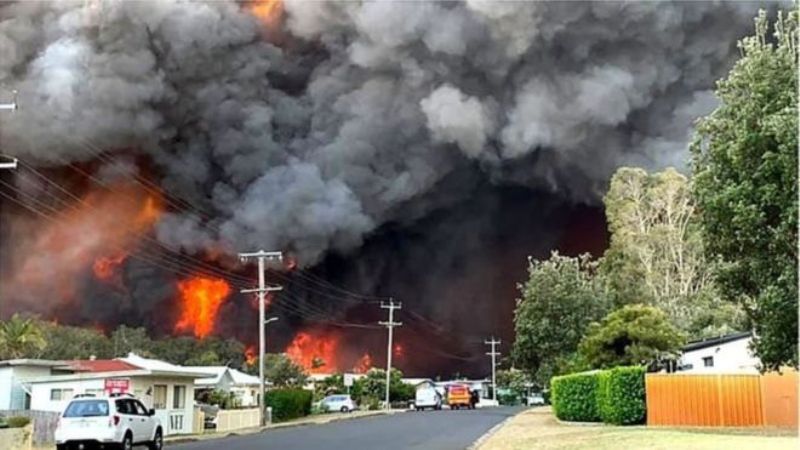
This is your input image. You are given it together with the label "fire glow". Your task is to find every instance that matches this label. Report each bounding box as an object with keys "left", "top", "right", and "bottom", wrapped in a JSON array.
[
  {"left": 285, "top": 331, "right": 339, "bottom": 374},
  {"left": 353, "top": 353, "right": 372, "bottom": 373},
  {"left": 174, "top": 276, "right": 232, "bottom": 339},
  {"left": 7, "top": 183, "right": 162, "bottom": 311},
  {"left": 249, "top": 0, "right": 283, "bottom": 26}
]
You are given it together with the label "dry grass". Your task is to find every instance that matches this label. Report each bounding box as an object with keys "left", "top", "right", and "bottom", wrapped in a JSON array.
[{"left": 478, "top": 408, "right": 799, "bottom": 450}]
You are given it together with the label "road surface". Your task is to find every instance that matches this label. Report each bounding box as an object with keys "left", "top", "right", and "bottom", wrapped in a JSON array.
[{"left": 170, "top": 407, "right": 523, "bottom": 450}]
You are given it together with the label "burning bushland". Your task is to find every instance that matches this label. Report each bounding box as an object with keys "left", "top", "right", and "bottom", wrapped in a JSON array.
[{"left": 0, "top": 1, "right": 770, "bottom": 375}]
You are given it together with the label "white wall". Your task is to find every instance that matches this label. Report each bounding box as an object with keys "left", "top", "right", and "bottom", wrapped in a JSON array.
[
  {"left": 30, "top": 378, "right": 105, "bottom": 412},
  {"left": 0, "top": 366, "right": 55, "bottom": 410},
  {"left": 0, "top": 368, "right": 13, "bottom": 410},
  {"left": 680, "top": 337, "right": 759, "bottom": 373},
  {"left": 131, "top": 377, "right": 196, "bottom": 435}
]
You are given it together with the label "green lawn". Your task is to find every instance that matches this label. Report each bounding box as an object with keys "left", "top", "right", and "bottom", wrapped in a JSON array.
[{"left": 478, "top": 408, "right": 798, "bottom": 450}]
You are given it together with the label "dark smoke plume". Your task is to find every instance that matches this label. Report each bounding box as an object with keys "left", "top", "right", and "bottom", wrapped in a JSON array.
[{"left": 0, "top": 1, "right": 775, "bottom": 373}]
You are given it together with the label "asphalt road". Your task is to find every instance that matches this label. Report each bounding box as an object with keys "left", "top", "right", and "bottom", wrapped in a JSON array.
[{"left": 171, "top": 407, "right": 523, "bottom": 450}]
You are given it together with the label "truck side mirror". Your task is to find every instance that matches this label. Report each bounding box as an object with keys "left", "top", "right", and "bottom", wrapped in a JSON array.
[{"left": 149, "top": 408, "right": 156, "bottom": 416}]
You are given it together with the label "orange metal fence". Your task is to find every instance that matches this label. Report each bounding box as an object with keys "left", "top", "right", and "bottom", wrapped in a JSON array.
[{"left": 646, "top": 371, "right": 798, "bottom": 428}]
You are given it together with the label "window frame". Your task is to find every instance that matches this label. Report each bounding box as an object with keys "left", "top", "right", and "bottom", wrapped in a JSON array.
[
  {"left": 153, "top": 384, "right": 168, "bottom": 410},
  {"left": 173, "top": 385, "right": 186, "bottom": 409},
  {"left": 702, "top": 356, "right": 714, "bottom": 367}
]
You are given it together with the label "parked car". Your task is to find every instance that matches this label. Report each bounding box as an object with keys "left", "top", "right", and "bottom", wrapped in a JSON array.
[
  {"left": 55, "top": 394, "right": 163, "bottom": 450},
  {"left": 318, "top": 394, "right": 356, "bottom": 413},
  {"left": 526, "top": 394, "right": 546, "bottom": 406},
  {"left": 414, "top": 385, "right": 442, "bottom": 411}
]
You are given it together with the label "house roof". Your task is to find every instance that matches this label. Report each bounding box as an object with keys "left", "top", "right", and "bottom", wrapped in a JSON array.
[
  {"left": 194, "top": 366, "right": 264, "bottom": 387},
  {"left": 0, "top": 359, "right": 65, "bottom": 368},
  {"left": 682, "top": 331, "right": 752, "bottom": 352},
  {"left": 67, "top": 360, "right": 142, "bottom": 373},
  {"left": 118, "top": 353, "right": 211, "bottom": 378}
]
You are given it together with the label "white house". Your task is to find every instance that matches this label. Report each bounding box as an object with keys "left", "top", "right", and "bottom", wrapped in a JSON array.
[
  {"left": 679, "top": 331, "right": 759, "bottom": 373},
  {"left": 0, "top": 359, "right": 65, "bottom": 410},
  {"left": 194, "top": 366, "right": 261, "bottom": 407},
  {"left": 26, "top": 354, "right": 209, "bottom": 436}
]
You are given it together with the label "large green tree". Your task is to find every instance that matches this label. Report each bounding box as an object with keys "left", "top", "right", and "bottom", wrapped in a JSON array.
[
  {"left": 262, "top": 353, "right": 308, "bottom": 387},
  {"left": 691, "top": 11, "right": 798, "bottom": 369},
  {"left": 601, "top": 167, "right": 745, "bottom": 337},
  {"left": 578, "top": 304, "right": 685, "bottom": 369},
  {"left": 512, "top": 252, "right": 608, "bottom": 384}
]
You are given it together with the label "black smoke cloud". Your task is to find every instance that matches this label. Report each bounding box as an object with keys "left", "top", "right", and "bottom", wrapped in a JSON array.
[{"left": 0, "top": 1, "right": 773, "bottom": 373}]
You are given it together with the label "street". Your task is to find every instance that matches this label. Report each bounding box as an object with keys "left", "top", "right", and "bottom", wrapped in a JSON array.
[{"left": 170, "top": 407, "right": 523, "bottom": 450}]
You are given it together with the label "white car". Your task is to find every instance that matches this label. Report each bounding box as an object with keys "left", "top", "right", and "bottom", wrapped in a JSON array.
[
  {"left": 414, "top": 385, "right": 442, "bottom": 411},
  {"left": 55, "top": 394, "right": 163, "bottom": 450},
  {"left": 319, "top": 394, "right": 356, "bottom": 413},
  {"left": 526, "top": 394, "right": 546, "bottom": 406}
]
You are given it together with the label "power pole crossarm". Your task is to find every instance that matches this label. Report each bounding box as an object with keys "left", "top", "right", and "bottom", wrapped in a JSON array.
[
  {"left": 379, "top": 299, "right": 402, "bottom": 410},
  {"left": 485, "top": 337, "right": 501, "bottom": 404},
  {"left": 0, "top": 89, "right": 17, "bottom": 170},
  {"left": 239, "top": 249, "right": 283, "bottom": 427}
]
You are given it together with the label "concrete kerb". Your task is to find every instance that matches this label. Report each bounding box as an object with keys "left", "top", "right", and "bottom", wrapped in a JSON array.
[
  {"left": 166, "top": 409, "right": 404, "bottom": 445},
  {"left": 467, "top": 413, "right": 516, "bottom": 450}
]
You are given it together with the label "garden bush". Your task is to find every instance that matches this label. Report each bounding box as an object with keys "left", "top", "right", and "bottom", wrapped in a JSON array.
[
  {"left": 551, "top": 366, "right": 646, "bottom": 425},
  {"left": 599, "top": 366, "right": 646, "bottom": 425},
  {"left": 264, "top": 388, "right": 313, "bottom": 422},
  {"left": 550, "top": 371, "right": 601, "bottom": 422}
]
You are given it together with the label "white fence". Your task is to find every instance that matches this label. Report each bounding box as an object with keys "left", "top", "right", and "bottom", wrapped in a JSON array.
[{"left": 216, "top": 408, "right": 260, "bottom": 433}]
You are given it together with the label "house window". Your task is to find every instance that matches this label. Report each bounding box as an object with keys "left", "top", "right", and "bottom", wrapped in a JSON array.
[
  {"left": 173, "top": 385, "right": 186, "bottom": 409},
  {"left": 153, "top": 385, "right": 168, "bottom": 409},
  {"left": 50, "top": 388, "right": 74, "bottom": 401},
  {"left": 703, "top": 356, "right": 714, "bottom": 367}
]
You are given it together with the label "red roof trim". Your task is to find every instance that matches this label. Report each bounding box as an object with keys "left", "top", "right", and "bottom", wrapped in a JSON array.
[{"left": 66, "top": 360, "right": 142, "bottom": 373}]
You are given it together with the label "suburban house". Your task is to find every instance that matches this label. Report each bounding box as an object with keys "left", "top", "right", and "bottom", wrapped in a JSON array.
[
  {"left": 679, "top": 331, "right": 760, "bottom": 373},
  {"left": 194, "top": 366, "right": 262, "bottom": 407},
  {"left": 25, "top": 353, "right": 209, "bottom": 436},
  {"left": 0, "top": 359, "right": 66, "bottom": 411}
]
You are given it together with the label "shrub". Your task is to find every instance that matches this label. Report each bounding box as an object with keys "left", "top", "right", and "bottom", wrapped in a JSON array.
[
  {"left": 550, "top": 371, "right": 601, "bottom": 422},
  {"left": 6, "top": 416, "right": 31, "bottom": 428},
  {"left": 359, "top": 396, "right": 381, "bottom": 411},
  {"left": 600, "top": 366, "right": 646, "bottom": 425},
  {"left": 265, "top": 388, "right": 312, "bottom": 422}
]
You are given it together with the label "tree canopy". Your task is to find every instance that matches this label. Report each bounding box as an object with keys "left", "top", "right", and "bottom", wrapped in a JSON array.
[
  {"left": 691, "top": 10, "right": 798, "bottom": 369},
  {"left": 601, "top": 167, "right": 746, "bottom": 337},
  {"left": 578, "top": 304, "right": 685, "bottom": 369},
  {"left": 512, "top": 252, "right": 608, "bottom": 384}
]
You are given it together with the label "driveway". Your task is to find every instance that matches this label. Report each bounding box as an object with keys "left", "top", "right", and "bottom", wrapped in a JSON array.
[{"left": 170, "top": 407, "right": 523, "bottom": 450}]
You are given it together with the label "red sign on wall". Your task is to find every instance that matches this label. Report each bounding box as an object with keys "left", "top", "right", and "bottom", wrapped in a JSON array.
[{"left": 104, "top": 378, "right": 130, "bottom": 394}]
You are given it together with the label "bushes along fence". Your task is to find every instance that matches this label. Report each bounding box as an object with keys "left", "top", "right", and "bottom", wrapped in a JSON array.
[{"left": 551, "top": 366, "right": 646, "bottom": 425}]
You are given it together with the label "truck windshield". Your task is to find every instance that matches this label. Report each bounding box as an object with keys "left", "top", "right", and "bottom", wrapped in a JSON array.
[{"left": 64, "top": 400, "right": 109, "bottom": 417}]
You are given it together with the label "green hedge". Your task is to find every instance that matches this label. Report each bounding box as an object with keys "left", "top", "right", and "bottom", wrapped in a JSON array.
[
  {"left": 265, "top": 388, "right": 313, "bottom": 422},
  {"left": 600, "top": 366, "right": 646, "bottom": 424},
  {"left": 551, "top": 366, "right": 646, "bottom": 425},
  {"left": 550, "top": 371, "right": 601, "bottom": 422}
]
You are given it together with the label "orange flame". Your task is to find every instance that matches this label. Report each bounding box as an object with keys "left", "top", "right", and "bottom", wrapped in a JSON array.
[
  {"left": 353, "top": 353, "right": 372, "bottom": 374},
  {"left": 245, "top": 345, "right": 257, "bottom": 366},
  {"left": 174, "top": 276, "right": 231, "bottom": 339},
  {"left": 249, "top": 0, "right": 283, "bottom": 26},
  {"left": 7, "top": 183, "right": 162, "bottom": 311},
  {"left": 285, "top": 331, "right": 339, "bottom": 374}
]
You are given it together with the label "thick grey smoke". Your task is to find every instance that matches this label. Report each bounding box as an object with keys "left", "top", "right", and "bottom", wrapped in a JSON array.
[{"left": 0, "top": 0, "right": 767, "bottom": 267}]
